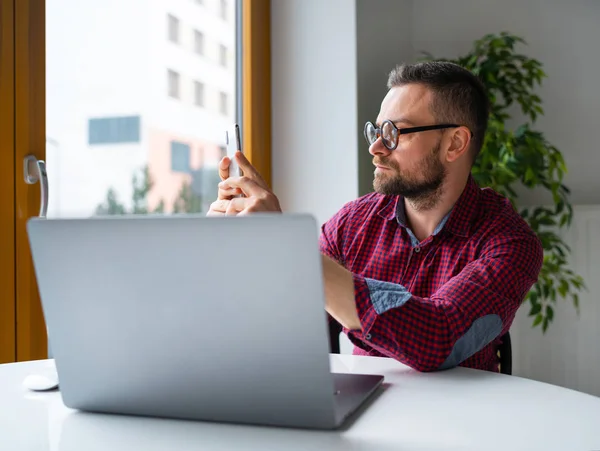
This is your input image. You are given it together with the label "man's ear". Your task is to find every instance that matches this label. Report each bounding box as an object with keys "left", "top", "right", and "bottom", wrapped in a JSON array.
[{"left": 445, "top": 126, "right": 471, "bottom": 163}]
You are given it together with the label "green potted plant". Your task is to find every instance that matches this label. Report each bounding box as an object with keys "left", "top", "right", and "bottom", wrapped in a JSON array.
[{"left": 421, "top": 32, "right": 586, "bottom": 332}]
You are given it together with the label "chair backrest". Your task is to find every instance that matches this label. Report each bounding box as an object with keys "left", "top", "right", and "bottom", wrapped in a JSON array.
[
  {"left": 328, "top": 319, "right": 342, "bottom": 354},
  {"left": 497, "top": 331, "right": 512, "bottom": 375},
  {"left": 328, "top": 321, "right": 513, "bottom": 375}
]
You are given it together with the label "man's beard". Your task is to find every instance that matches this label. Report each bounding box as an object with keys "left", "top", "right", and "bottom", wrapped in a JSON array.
[{"left": 373, "top": 141, "right": 446, "bottom": 211}]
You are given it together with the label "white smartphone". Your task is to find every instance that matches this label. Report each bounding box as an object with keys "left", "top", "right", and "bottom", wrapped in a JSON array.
[{"left": 225, "top": 123, "right": 242, "bottom": 178}]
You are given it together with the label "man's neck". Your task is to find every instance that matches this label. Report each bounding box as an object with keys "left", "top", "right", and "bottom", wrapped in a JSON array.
[{"left": 404, "top": 174, "right": 469, "bottom": 242}]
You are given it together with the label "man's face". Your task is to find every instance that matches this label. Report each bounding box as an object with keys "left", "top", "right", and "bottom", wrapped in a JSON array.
[{"left": 370, "top": 84, "right": 447, "bottom": 202}]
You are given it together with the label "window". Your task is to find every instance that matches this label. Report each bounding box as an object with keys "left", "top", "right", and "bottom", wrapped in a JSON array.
[
  {"left": 88, "top": 116, "right": 141, "bottom": 145},
  {"left": 219, "top": 91, "right": 228, "bottom": 115},
  {"left": 167, "top": 14, "right": 180, "bottom": 44},
  {"left": 5, "top": 0, "right": 271, "bottom": 364},
  {"left": 194, "top": 81, "right": 205, "bottom": 107},
  {"left": 194, "top": 30, "right": 205, "bottom": 56},
  {"left": 220, "top": 0, "right": 227, "bottom": 20},
  {"left": 219, "top": 44, "right": 228, "bottom": 67},
  {"left": 171, "top": 141, "right": 191, "bottom": 173},
  {"left": 168, "top": 69, "right": 180, "bottom": 99}
]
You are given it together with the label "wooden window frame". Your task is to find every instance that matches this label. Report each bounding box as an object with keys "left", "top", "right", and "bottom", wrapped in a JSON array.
[
  {"left": 241, "top": 0, "right": 271, "bottom": 187},
  {"left": 3, "top": 0, "right": 271, "bottom": 362},
  {"left": 0, "top": 0, "right": 16, "bottom": 363}
]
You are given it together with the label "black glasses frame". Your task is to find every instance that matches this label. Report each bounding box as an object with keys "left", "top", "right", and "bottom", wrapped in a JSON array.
[{"left": 364, "top": 120, "right": 461, "bottom": 151}]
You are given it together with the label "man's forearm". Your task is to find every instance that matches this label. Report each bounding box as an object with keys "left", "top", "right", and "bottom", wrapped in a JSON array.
[{"left": 321, "top": 254, "right": 362, "bottom": 330}]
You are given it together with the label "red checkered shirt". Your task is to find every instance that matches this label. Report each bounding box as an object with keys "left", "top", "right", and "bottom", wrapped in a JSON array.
[{"left": 320, "top": 175, "right": 543, "bottom": 372}]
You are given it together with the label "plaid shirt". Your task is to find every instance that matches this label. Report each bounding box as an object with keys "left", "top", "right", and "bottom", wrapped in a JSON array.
[{"left": 320, "top": 175, "right": 543, "bottom": 372}]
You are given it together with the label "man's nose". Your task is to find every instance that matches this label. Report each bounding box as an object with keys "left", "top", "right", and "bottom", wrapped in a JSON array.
[{"left": 368, "top": 137, "right": 392, "bottom": 157}]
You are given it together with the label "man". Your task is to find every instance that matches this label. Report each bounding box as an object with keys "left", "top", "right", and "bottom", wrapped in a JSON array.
[{"left": 208, "top": 61, "right": 543, "bottom": 373}]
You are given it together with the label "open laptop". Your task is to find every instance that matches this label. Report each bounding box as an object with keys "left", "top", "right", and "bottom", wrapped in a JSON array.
[{"left": 26, "top": 213, "right": 383, "bottom": 430}]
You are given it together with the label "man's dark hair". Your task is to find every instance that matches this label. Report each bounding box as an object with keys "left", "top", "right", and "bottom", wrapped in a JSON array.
[{"left": 387, "top": 61, "right": 490, "bottom": 161}]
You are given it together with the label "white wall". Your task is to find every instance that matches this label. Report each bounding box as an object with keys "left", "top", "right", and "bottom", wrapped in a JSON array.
[
  {"left": 271, "top": 0, "right": 359, "bottom": 227},
  {"left": 512, "top": 207, "right": 600, "bottom": 397},
  {"left": 355, "top": 0, "right": 412, "bottom": 196}
]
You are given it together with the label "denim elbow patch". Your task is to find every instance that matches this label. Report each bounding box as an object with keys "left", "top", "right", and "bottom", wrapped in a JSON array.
[
  {"left": 365, "top": 278, "right": 412, "bottom": 315},
  {"left": 439, "top": 314, "right": 503, "bottom": 370}
]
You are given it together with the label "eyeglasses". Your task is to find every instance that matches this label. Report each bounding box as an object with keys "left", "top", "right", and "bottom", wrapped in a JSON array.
[{"left": 364, "top": 120, "right": 461, "bottom": 151}]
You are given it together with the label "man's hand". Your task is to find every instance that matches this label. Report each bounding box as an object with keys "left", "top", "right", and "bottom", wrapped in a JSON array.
[{"left": 207, "top": 151, "right": 282, "bottom": 216}]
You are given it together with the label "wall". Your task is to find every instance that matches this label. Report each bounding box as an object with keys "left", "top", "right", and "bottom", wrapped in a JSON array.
[
  {"left": 271, "top": 0, "right": 416, "bottom": 222},
  {"left": 271, "top": 0, "right": 359, "bottom": 227},
  {"left": 511, "top": 207, "right": 600, "bottom": 397},
  {"left": 355, "top": 0, "right": 413, "bottom": 196}
]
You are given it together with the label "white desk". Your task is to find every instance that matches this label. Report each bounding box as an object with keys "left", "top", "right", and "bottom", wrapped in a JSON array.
[{"left": 1, "top": 355, "right": 599, "bottom": 451}]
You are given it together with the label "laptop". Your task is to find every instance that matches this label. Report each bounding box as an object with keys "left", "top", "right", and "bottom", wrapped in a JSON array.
[{"left": 26, "top": 213, "right": 383, "bottom": 429}]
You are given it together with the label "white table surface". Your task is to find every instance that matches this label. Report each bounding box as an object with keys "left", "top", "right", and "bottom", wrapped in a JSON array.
[{"left": 1, "top": 355, "right": 600, "bottom": 451}]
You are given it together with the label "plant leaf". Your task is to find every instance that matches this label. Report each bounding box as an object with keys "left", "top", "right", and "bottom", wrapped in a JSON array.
[{"left": 529, "top": 303, "right": 542, "bottom": 316}]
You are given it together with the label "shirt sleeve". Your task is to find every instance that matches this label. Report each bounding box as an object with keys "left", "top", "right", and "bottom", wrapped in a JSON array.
[
  {"left": 350, "top": 231, "right": 543, "bottom": 372},
  {"left": 319, "top": 203, "right": 352, "bottom": 264}
]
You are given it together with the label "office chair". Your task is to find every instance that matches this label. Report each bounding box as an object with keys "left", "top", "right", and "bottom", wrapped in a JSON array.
[{"left": 328, "top": 321, "right": 513, "bottom": 375}]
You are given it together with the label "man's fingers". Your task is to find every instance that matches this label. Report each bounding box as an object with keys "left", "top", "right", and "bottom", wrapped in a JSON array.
[
  {"left": 208, "top": 198, "right": 249, "bottom": 216},
  {"left": 219, "top": 157, "right": 231, "bottom": 181},
  {"left": 225, "top": 197, "right": 248, "bottom": 215},
  {"left": 219, "top": 176, "right": 265, "bottom": 198},
  {"left": 235, "top": 152, "right": 267, "bottom": 186},
  {"left": 208, "top": 199, "right": 230, "bottom": 215},
  {"left": 217, "top": 186, "right": 243, "bottom": 200}
]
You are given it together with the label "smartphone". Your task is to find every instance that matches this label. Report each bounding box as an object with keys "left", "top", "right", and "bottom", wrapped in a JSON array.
[{"left": 225, "top": 123, "right": 242, "bottom": 178}]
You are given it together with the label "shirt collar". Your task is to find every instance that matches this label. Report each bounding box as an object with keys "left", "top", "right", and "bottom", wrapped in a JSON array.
[{"left": 376, "top": 175, "right": 481, "bottom": 238}]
